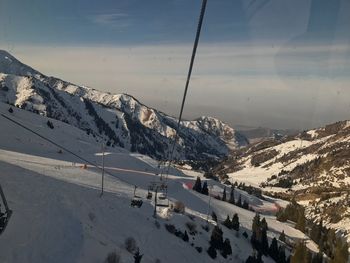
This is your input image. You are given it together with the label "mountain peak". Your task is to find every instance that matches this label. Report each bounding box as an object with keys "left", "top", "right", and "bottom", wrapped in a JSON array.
[
  {"left": 0, "top": 50, "right": 13, "bottom": 58},
  {"left": 196, "top": 115, "right": 231, "bottom": 132},
  {"left": 0, "top": 50, "right": 249, "bottom": 159},
  {"left": 0, "top": 50, "right": 42, "bottom": 77}
]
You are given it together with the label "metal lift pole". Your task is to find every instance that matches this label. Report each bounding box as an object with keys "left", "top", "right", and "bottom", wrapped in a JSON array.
[
  {"left": 206, "top": 185, "right": 212, "bottom": 224},
  {"left": 0, "top": 184, "right": 10, "bottom": 213},
  {"left": 100, "top": 143, "right": 105, "bottom": 197},
  {"left": 134, "top": 185, "right": 137, "bottom": 197},
  {"left": 153, "top": 188, "right": 158, "bottom": 218},
  {"left": 0, "top": 183, "right": 12, "bottom": 235}
]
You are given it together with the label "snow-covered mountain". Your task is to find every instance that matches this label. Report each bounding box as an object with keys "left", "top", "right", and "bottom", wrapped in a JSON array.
[
  {"left": 0, "top": 50, "right": 248, "bottom": 161},
  {"left": 0, "top": 102, "right": 319, "bottom": 263},
  {"left": 212, "top": 120, "right": 350, "bottom": 245},
  {"left": 0, "top": 50, "right": 41, "bottom": 77}
]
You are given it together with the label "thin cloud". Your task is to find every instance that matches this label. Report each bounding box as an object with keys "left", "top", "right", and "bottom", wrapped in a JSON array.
[
  {"left": 2, "top": 44, "right": 350, "bottom": 129},
  {"left": 89, "top": 12, "right": 131, "bottom": 30}
]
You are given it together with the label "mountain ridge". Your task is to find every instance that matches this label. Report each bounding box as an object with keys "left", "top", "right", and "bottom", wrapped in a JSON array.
[
  {"left": 0, "top": 50, "right": 248, "bottom": 161},
  {"left": 211, "top": 119, "right": 350, "bottom": 244}
]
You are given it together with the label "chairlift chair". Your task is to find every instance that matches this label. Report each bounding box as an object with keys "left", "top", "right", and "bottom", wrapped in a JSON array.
[
  {"left": 158, "top": 193, "right": 166, "bottom": 200},
  {"left": 156, "top": 198, "right": 169, "bottom": 208},
  {"left": 131, "top": 198, "right": 143, "bottom": 208},
  {"left": 146, "top": 186, "right": 153, "bottom": 200},
  {"left": 130, "top": 185, "right": 143, "bottom": 208},
  {"left": 156, "top": 186, "right": 169, "bottom": 208},
  {"left": 0, "top": 184, "right": 12, "bottom": 235},
  {"left": 146, "top": 192, "right": 152, "bottom": 200},
  {"left": 148, "top": 181, "right": 169, "bottom": 207}
]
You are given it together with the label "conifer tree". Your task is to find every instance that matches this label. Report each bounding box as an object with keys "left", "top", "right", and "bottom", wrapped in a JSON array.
[
  {"left": 192, "top": 177, "right": 202, "bottom": 193},
  {"left": 222, "top": 187, "right": 227, "bottom": 201},
  {"left": 210, "top": 226, "right": 224, "bottom": 250},
  {"left": 291, "top": 241, "right": 308, "bottom": 263},
  {"left": 279, "top": 230, "right": 286, "bottom": 243},
  {"left": 211, "top": 211, "right": 217, "bottom": 222},
  {"left": 243, "top": 199, "right": 249, "bottom": 209},
  {"left": 236, "top": 195, "right": 242, "bottom": 207},
  {"left": 306, "top": 250, "right": 313, "bottom": 263},
  {"left": 311, "top": 252, "right": 323, "bottom": 263},
  {"left": 229, "top": 187, "right": 235, "bottom": 204},
  {"left": 324, "top": 228, "right": 336, "bottom": 257},
  {"left": 261, "top": 218, "right": 268, "bottom": 231},
  {"left": 251, "top": 214, "right": 269, "bottom": 255},
  {"left": 201, "top": 181, "right": 209, "bottom": 195},
  {"left": 330, "top": 238, "right": 349, "bottom": 263},
  {"left": 245, "top": 252, "right": 263, "bottom": 263},
  {"left": 261, "top": 222, "right": 269, "bottom": 255},
  {"left": 222, "top": 238, "right": 232, "bottom": 258},
  {"left": 269, "top": 237, "right": 279, "bottom": 261},
  {"left": 251, "top": 213, "right": 261, "bottom": 250},
  {"left": 278, "top": 245, "right": 287, "bottom": 263},
  {"left": 231, "top": 213, "right": 240, "bottom": 231},
  {"left": 223, "top": 215, "right": 232, "bottom": 229},
  {"left": 252, "top": 213, "right": 261, "bottom": 233},
  {"left": 245, "top": 255, "right": 256, "bottom": 263},
  {"left": 47, "top": 120, "right": 54, "bottom": 129},
  {"left": 183, "top": 230, "right": 189, "bottom": 242},
  {"left": 134, "top": 249, "right": 143, "bottom": 263},
  {"left": 311, "top": 220, "right": 323, "bottom": 243},
  {"left": 207, "top": 245, "right": 217, "bottom": 259},
  {"left": 295, "top": 210, "right": 306, "bottom": 232}
]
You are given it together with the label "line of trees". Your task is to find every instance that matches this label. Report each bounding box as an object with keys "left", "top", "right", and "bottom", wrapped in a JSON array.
[
  {"left": 248, "top": 213, "right": 289, "bottom": 263},
  {"left": 277, "top": 201, "right": 349, "bottom": 263},
  {"left": 193, "top": 177, "right": 251, "bottom": 210},
  {"left": 207, "top": 226, "right": 232, "bottom": 259},
  {"left": 192, "top": 176, "right": 209, "bottom": 195},
  {"left": 223, "top": 213, "right": 240, "bottom": 231}
]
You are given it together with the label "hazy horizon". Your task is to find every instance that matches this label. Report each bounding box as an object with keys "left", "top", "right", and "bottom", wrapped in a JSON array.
[{"left": 1, "top": 0, "right": 349, "bottom": 130}]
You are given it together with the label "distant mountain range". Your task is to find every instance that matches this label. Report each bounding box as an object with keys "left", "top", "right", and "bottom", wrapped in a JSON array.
[
  {"left": 0, "top": 50, "right": 248, "bottom": 161},
  {"left": 233, "top": 125, "right": 298, "bottom": 143}
]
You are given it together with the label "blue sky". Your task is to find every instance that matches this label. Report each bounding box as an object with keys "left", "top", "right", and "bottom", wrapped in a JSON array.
[
  {"left": 1, "top": 0, "right": 250, "bottom": 44},
  {"left": 1, "top": 0, "right": 348, "bottom": 45},
  {"left": 0, "top": 0, "right": 350, "bottom": 129}
]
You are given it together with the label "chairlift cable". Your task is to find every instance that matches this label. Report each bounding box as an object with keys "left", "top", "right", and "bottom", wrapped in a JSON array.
[
  {"left": 1, "top": 0, "right": 208, "bottom": 220},
  {"left": 164, "top": 0, "right": 208, "bottom": 180},
  {"left": 152, "top": 0, "right": 208, "bottom": 213},
  {"left": 0, "top": 113, "right": 135, "bottom": 188}
]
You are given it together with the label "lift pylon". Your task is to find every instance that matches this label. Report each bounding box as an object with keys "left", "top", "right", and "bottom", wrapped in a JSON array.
[{"left": 0, "top": 184, "right": 12, "bottom": 235}]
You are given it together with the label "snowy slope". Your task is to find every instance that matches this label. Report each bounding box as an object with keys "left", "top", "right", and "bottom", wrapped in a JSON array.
[
  {"left": 212, "top": 121, "right": 350, "bottom": 246},
  {"left": 213, "top": 121, "right": 350, "bottom": 189},
  {"left": 0, "top": 103, "right": 317, "bottom": 262},
  {"left": 0, "top": 50, "right": 248, "bottom": 162},
  {"left": 0, "top": 50, "right": 41, "bottom": 77}
]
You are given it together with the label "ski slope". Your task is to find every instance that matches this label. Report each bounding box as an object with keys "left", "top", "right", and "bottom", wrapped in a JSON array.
[{"left": 0, "top": 102, "right": 318, "bottom": 262}]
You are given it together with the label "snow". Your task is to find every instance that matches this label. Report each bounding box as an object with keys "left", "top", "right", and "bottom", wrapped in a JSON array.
[
  {"left": 307, "top": 129, "right": 318, "bottom": 138},
  {"left": 0, "top": 50, "right": 41, "bottom": 77},
  {"left": 0, "top": 61, "right": 245, "bottom": 160},
  {"left": 4, "top": 56, "right": 12, "bottom": 62},
  {"left": 227, "top": 138, "right": 319, "bottom": 188},
  {"left": 344, "top": 121, "right": 350, "bottom": 130},
  {"left": 0, "top": 49, "right": 252, "bottom": 162},
  {"left": 272, "top": 140, "right": 312, "bottom": 156},
  {"left": 0, "top": 102, "right": 320, "bottom": 262},
  {"left": 224, "top": 122, "right": 350, "bottom": 258}
]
